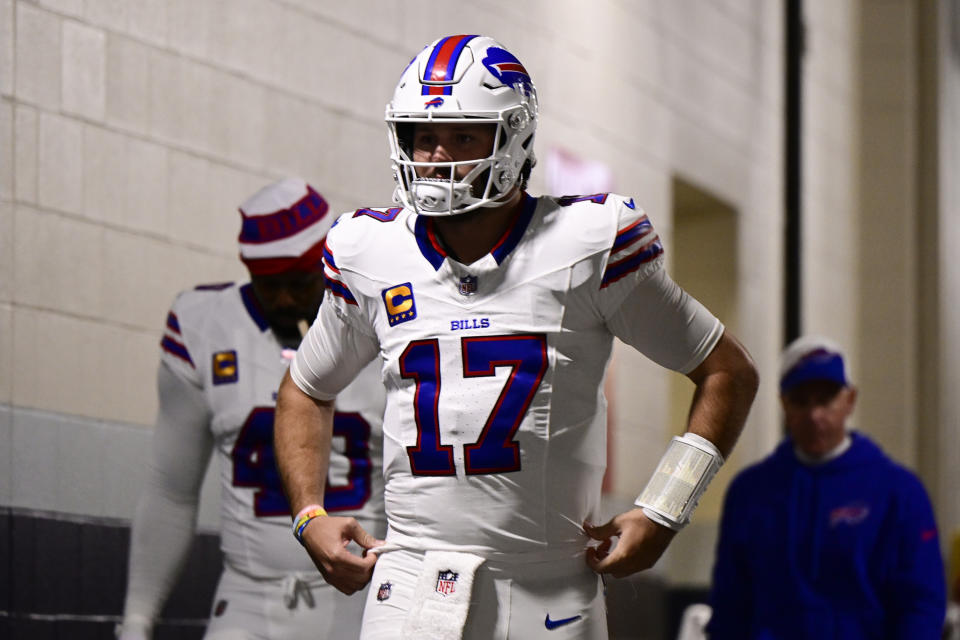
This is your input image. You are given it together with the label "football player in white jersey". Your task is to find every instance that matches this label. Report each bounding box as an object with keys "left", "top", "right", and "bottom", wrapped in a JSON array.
[
  {"left": 274, "top": 36, "right": 759, "bottom": 639},
  {"left": 118, "top": 179, "right": 386, "bottom": 640}
]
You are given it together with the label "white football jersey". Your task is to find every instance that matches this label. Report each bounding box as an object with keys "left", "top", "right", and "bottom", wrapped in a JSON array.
[
  {"left": 292, "top": 193, "right": 722, "bottom": 559},
  {"left": 160, "top": 282, "right": 385, "bottom": 577}
]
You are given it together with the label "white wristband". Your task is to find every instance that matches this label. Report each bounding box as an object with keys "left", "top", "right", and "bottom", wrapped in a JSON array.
[{"left": 635, "top": 432, "right": 723, "bottom": 531}]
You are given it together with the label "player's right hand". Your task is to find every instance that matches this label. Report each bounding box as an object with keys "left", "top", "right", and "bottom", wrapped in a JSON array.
[{"left": 300, "top": 515, "right": 384, "bottom": 595}]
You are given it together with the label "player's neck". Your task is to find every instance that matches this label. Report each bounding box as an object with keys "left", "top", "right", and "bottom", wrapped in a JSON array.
[{"left": 433, "top": 190, "right": 524, "bottom": 265}]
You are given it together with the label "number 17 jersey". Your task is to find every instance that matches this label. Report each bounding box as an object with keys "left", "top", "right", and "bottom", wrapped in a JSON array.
[{"left": 291, "top": 193, "right": 723, "bottom": 560}]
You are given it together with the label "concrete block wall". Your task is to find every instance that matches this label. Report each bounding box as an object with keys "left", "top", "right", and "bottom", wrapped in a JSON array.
[
  {"left": 2, "top": 0, "right": 788, "bottom": 529},
  {"left": 2, "top": 0, "right": 411, "bottom": 539},
  {"left": 595, "top": 1, "right": 787, "bottom": 587},
  {"left": 0, "top": 0, "right": 817, "bottom": 620},
  {"left": 856, "top": 0, "right": 920, "bottom": 466},
  {"left": 6, "top": 0, "right": 957, "bottom": 624},
  {"left": 576, "top": 0, "right": 787, "bottom": 499},
  {"left": 802, "top": 0, "right": 861, "bottom": 352}
]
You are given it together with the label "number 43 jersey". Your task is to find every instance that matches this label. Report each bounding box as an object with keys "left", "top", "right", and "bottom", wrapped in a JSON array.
[
  {"left": 292, "top": 193, "right": 723, "bottom": 559},
  {"left": 161, "top": 282, "right": 385, "bottom": 577}
]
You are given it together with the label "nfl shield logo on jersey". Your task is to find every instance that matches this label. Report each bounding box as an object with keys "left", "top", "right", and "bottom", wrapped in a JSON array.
[
  {"left": 458, "top": 275, "right": 478, "bottom": 296},
  {"left": 376, "top": 581, "right": 392, "bottom": 602},
  {"left": 435, "top": 570, "right": 459, "bottom": 596}
]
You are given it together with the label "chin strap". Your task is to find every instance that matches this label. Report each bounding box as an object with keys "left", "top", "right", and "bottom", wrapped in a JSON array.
[{"left": 635, "top": 432, "right": 724, "bottom": 531}]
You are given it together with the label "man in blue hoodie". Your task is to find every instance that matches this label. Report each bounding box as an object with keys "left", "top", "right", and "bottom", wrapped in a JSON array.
[{"left": 707, "top": 335, "right": 946, "bottom": 639}]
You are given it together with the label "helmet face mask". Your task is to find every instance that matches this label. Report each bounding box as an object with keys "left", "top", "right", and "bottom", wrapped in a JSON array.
[{"left": 386, "top": 35, "right": 538, "bottom": 216}]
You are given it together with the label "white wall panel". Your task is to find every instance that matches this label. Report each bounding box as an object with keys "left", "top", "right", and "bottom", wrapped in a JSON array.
[
  {"left": 15, "top": 3, "right": 61, "bottom": 109},
  {"left": 1, "top": 0, "right": 795, "bottom": 577},
  {"left": 127, "top": 0, "right": 167, "bottom": 46},
  {"left": 84, "top": 0, "right": 127, "bottom": 33},
  {"left": 82, "top": 123, "right": 125, "bottom": 224},
  {"left": 38, "top": 111, "right": 83, "bottom": 214},
  {"left": 13, "top": 205, "right": 104, "bottom": 316},
  {"left": 0, "top": 304, "right": 11, "bottom": 405},
  {"left": 0, "top": 0, "right": 13, "bottom": 96},
  {"left": 0, "top": 98, "right": 11, "bottom": 199},
  {"left": 104, "top": 35, "right": 150, "bottom": 133},
  {"left": 166, "top": 0, "right": 210, "bottom": 59},
  {"left": 62, "top": 21, "right": 106, "bottom": 121},
  {"left": 35, "top": 0, "right": 81, "bottom": 18},
  {"left": 13, "top": 104, "right": 37, "bottom": 203}
]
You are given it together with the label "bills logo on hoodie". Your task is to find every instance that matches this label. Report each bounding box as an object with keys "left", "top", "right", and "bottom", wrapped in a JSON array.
[{"left": 829, "top": 502, "right": 870, "bottom": 527}]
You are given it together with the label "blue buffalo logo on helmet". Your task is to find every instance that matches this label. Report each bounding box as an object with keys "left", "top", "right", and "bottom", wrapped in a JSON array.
[
  {"left": 424, "top": 97, "right": 445, "bottom": 109},
  {"left": 482, "top": 47, "right": 533, "bottom": 94}
]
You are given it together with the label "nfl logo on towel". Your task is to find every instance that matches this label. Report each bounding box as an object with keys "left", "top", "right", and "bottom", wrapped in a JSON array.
[
  {"left": 458, "top": 275, "right": 478, "bottom": 296},
  {"left": 436, "top": 570, "right": 459, "bottom": 596}
]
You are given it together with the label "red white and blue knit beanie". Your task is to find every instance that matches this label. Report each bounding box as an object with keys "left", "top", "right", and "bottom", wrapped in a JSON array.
[{"left": 238, "top": 178, "right": 332, "bottom": 275}]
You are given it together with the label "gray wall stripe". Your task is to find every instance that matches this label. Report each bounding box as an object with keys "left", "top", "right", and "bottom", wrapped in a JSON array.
[{"left": 1, "top": 404, "right": 220, "bottom": 530}]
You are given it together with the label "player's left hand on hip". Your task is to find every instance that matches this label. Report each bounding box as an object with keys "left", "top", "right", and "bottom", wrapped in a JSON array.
[{"left": 583, "top": 508, "right": 676, "bottom": 578}]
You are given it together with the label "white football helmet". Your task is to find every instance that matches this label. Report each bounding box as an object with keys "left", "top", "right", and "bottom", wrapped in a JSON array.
[{"left": 385, "top": 35, "right": 538, "bottom": 216}]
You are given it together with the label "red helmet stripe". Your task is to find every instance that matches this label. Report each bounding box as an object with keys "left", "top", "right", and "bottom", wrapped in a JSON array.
[
  {"left": 496, "top": 62, "right": 527, "bottom": 74},
  {"left": 423, "top": 34, "right": 477, "bottom": 84}
]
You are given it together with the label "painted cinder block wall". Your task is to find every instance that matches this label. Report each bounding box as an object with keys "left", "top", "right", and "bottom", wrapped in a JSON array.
[{"left": 3, "top": 0, "right": 958, "bottom": 635}]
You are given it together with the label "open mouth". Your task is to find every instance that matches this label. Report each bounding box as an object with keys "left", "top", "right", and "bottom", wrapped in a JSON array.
[{"left": 419, "top": 171, "right": 451, "bottom": 181}]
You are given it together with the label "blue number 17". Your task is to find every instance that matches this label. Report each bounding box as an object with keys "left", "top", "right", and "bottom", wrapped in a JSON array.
[{"left": 399, "top": 334, "right": 548, "bottom": 476}]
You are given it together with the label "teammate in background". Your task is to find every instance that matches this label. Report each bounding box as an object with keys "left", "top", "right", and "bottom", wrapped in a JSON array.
[
  {"left": 274, "top": 35, "right": 759, "bottom": 639},
  {"left": 118, "top": 179, "right": 385, "bottom": 640},
  {"left": 708, "top": 336, "right": 946, "bottom": 639}
]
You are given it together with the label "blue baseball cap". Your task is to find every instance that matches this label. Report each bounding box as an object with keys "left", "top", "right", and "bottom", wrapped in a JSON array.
[{"left": 779, "top": 336, "right": 849, "bottom": 394}]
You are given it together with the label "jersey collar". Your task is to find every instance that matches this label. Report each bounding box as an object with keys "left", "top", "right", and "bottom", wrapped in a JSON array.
[
  {"left": 239, "top": 283, "right": 271, "bottom": 332},
  {"left": 413, "top": 193, "right": 538, "bottom": 271}
]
